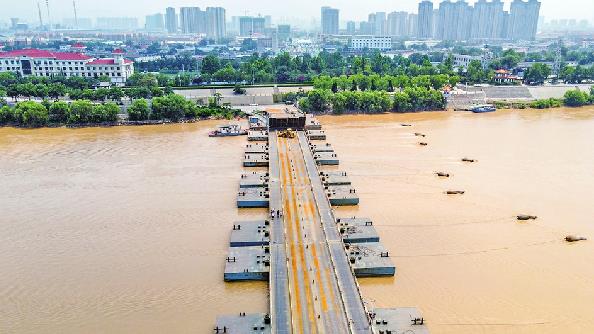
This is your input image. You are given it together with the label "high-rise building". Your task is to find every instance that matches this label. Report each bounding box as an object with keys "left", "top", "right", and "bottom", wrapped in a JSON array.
[
  {"left": 374, "top": 12, "right": 387, "bottom": 35},
  {"left": 359, "top": 21, "right": 372, "bottom": 35},
  {"left": 145, "top": 13, "right": 164, "bottom": 32},
  {"left": 277, "top": 24, "right": 291, "bottom": 42},
  {"left": 165, "top": 7, "right": 177, "bottom": 33},
  {"left": 264, "top": 15, "right": 272, "bottom": 28},
  {"left": 387, "top": 12, "right": 408, "bottom": 37},
  {"left": 239, "top": 16, "right": 266, "bottom": 36},
  {"left": 368, "top": 13, "right": 376, "bottom": 35},
  {"left": 508, "top": 0, "right": 541, "bottom": 40},
  {"left": 488, "top": 0, "right": 505, "bottom": 39},
  {"left": 321, "top": 6, "right": 339, "bottom": 35},
  {"left": 180, "top": 7, "right": 206, "bottom": 34},
  {"left": 437, "top": 0, "right": 471, "bottom": 41},
  {"left": 206, "top": 7, "right": 226, "bottom": 41},
  {"left": 453, "top": 0, "right": 472, "bottom": 41},
  {"left": 346, "top": 21, "right": 356, "bottom": 35},
  {"left": 470, "top": 0, "right": 505, "bottom": 39},
  {"left": 417, "top": 1, "right": 433, "bottom": 39},
  {"left": 408, "top": 14, "right": 418, "bottom": 37}
]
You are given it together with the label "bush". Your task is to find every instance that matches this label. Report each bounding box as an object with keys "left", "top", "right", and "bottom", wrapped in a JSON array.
[
  {"left": 15, "top": 101, "right": 49, "bottom": 127},
  {"left": 49, "top": 101, "right": 70, "bottom": 123},
  {"left": 127, "top": 99, "right": 151, "bottom": 121},
  {"left": 151, "top": 94, "right": 193, "bottom": 121},
  {"left": 529, "top": 98, "right": 562, "bottom": 109},
  {"left": 233, "top": 84, "right": 246, "bottom": 95},
  {"left": 68, "top": 100, "right": 94, "bottom": 123},
  {"left": 0, "top": 105, "right": 14, "bottom": 124},
  {"left": 563, "top": 89, "right": 590, "bottom": 107}
]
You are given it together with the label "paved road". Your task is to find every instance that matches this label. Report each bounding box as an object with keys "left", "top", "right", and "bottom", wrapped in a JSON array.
[{"left": 276, "top": 134, "right": 351, "bottom": 334}]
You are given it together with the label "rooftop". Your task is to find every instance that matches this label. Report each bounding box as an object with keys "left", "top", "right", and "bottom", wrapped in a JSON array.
[
  {"left": 0, "top": 49, "right": 93, "bottom": 60},
  {"left": 86, "top": 58, "right": 133, "bottom": 65}
]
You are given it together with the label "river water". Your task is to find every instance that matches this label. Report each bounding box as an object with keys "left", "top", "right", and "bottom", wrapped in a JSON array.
[{"left": 1, "top": 108, "right": 593, "bottom": 333}]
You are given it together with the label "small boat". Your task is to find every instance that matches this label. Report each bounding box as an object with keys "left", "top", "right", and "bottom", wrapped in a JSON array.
[
  {"left": 470, "top": 104, "right": 496, "bottom": 113},
  {"left": 209, "top": 124, "right": 247, "bottom": 137}
]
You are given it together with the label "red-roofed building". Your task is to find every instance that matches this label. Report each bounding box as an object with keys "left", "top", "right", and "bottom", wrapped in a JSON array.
[
  {"left": 493, "top": 69, "right": 522, "bottom": 85},
  {"left": 0, "top": 48, "right": 134, "bottom": 86}
]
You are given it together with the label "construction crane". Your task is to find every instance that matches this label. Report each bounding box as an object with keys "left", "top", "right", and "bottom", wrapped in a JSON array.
[{"left": 73, "top": 1, "right": 78, "bottom": 29}]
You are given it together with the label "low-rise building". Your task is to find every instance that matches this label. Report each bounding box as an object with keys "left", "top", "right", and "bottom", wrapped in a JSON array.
[
  {"left": 493, "top": 69, "right": 522, "bottom": 84},
  {"left": 453, "top": 53, "right": 492, "bottom": 70},
  {"left": 0, "top": 48, "right": 134, "bottom": 86},
  {"left": 350, "top": 36, "right": 392, "bottom": 51}
]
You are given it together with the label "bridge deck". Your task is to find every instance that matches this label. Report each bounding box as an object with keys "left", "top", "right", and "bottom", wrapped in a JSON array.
[
  {"left": 268, "top": 131, "right": 292, "bottom": 334},
  {"left": 264, "top": 130, "right": 372, "bottom": 334}
]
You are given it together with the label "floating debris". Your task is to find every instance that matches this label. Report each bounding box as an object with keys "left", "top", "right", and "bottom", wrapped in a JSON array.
[
  {"left": 414, "top": 132, "right": 426, "bottom": 137},
  {"left": 419, "top": 142, "right": 428, "bottom": 146},
  {"left": 462, "top": 158, "right": 476, "bottom": 163},
  {"left": 435, "top": 172, "right": 450, "bottom": 177},
  {"left": 445, "top": 190, "right": 465, "bottom": 195},
  {"left": 565, "top": 235, "right": 587, "bottom": 243},
  {"left": 517, "top": 215, "right": 537, "bottom": 221}
]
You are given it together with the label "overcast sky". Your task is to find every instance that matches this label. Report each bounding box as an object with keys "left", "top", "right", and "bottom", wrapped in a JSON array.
[{"left": 2, "top": 0, "right": 593, "bottom": 24}]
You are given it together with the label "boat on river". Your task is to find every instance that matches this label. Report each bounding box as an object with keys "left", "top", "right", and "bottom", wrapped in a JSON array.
[
  {"left": 470, "top": 104, "right": 497, "bottom": 113},
  {"left": 208, "top": 124, "right": 247, "bottom": 137}
]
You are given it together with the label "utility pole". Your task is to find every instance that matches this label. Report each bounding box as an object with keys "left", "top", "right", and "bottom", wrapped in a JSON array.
[{"left": 553, "top": 39, "right": 563, "bottom": 77}]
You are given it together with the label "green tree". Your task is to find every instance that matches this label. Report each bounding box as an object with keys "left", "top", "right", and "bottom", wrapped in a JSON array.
[
  {"left": 34, "top": 84, "right": 49, "bottom": 99},
  {"left": 201, "top": 55, "right": 221, "bottom": 75},
  {"left": 465, "top": 60, "right": 487, "bottom": 84},
  {"left": 305, "top": 89, "right": 332, "bottom": 112},
  {"left": 103, "top": 103, "right": 120, "bottom": 122},
  {"left": 18, "top": 82, "right": 36, "bottom": 100},
  {"left": 47, "top": 83, "right": 67, "bottom": 100},
  {"left": 15, "top": 101, "right": 49, "bottom": 126},
  {"left": 0, "top": 105, "right": 14, "bottom": 124},
  {"left": 174, "top": 73, "right": 192, "bottom": 87},
  {"left": 151, "top": 94, "right": 191, "bottom": 121},
  {"left": 156, "top": 74, "right": 171, "bottom": 86},
  {"left": 68, "top": 100, "right": 94, "bottom": 123},
  {"left": 125, "top": 87, "right": 151, "bottom": 100},
  {"left": 126, "top": 73, "right": 158, "bottom": 87},
  {"left": 524, "top": 63, "right": 551, "bottom": 85},
  {"left": 563, "top": 89, "right": 589, "bottom": 107},
  {"left": 108, "top": 87, "right": 125, "bottom": 101},
  {"left": 49, "top": 101, "right": 70, "bottom": 123},
  {"left": 94, "top": 88, "right": 110, "bottom": 102},
  {"left": 127, "top": 99, "right": 151, "bottom": 121}
]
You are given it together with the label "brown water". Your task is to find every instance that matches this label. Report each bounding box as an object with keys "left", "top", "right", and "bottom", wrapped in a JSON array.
[{"left": 1, "top": 108, "right": 593, "bottom": 333}]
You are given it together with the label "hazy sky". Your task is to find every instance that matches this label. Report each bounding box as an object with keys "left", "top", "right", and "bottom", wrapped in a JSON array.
[{"left": 2, "top": 0, "right": 593, "bottom": 24}]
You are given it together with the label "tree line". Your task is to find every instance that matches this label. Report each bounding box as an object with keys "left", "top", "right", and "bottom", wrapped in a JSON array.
[
  {"left": 299, "top": 86, "right": 446, "bottom": 114},
  {"left": 0, "top": 100, "right": 119, "bottom": 127},
  {"left": 0, "top": 93, "right": 242, "bottom": 128}
]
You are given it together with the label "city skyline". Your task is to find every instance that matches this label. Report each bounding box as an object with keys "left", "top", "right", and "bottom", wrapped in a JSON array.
[{"left": 2, "top": 0, "right": 593, "bottom": 26}]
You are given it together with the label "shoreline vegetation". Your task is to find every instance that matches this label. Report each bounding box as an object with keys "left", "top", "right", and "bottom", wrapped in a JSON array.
[
  {"left": 0, "top": 94, "right": 243, "bottom": 129},
  {"left": 1, "top": 87, "right": 593, "bottom": 129}
]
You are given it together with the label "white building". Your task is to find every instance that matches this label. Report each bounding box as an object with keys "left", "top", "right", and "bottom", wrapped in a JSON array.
[
  {"left": 453, "top": 53, "right": 492, "bottom": 70},
  {"left": 0, "top": 48, "right": 134, "bottom": 86},
  {"left": 351, "top": 36, "right": 392, "bottom": 51}
]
